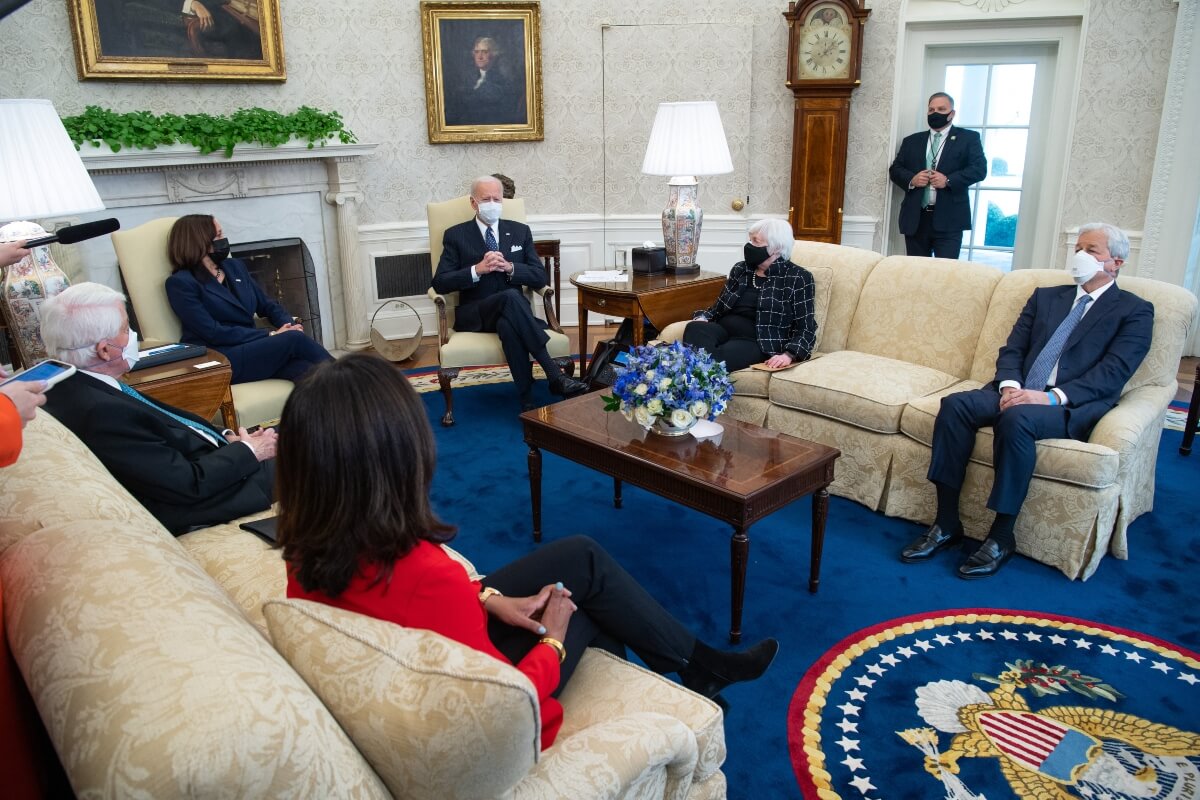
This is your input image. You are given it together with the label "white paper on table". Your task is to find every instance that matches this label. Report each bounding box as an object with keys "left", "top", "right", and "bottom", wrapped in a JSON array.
[
  {"left": 193, "top": 360, "right": 222, "bottom": 369},
  {"left": 575, "top": 270, "right": 627, "bottom": 283},
  {"left": 690, "top": 419, "right": 724, "bottom": 441}
]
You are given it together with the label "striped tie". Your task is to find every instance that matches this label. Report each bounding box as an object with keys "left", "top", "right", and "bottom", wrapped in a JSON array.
[
  {"left": 118, "top": 382, "right": 222, "bottom": 446},
  {"left": 485, "top": 226, "right": 499, "bottom": 252},
  {"left": 1024, "top": 295, "right": 1093, "bottom": 391}
]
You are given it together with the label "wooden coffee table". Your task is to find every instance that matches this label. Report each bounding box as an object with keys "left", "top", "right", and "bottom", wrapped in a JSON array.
[
  {"left": 520, "top": 394, "right": 840, "bottom": 643},
  {"left": 123, "top": 348, "right": 236, "bottom": 430}
]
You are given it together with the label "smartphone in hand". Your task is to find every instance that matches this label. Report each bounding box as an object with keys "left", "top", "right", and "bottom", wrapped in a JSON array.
[{"left": 0, "top": 359, "right": 76, "bottom": 390}]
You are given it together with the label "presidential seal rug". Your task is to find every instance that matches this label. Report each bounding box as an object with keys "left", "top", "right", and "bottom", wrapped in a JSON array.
[{"left": 788, "top": 610, "right": 1200, "bottom": 799}]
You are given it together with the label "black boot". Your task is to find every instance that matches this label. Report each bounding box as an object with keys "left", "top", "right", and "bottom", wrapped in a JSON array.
[{"left": 678, "top": 638, "right": 779, "bottom": 699}]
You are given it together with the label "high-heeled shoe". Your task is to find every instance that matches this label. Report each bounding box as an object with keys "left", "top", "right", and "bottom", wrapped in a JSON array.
[{"left": 678, "top": 638, "right": 779, "bottom": 699}]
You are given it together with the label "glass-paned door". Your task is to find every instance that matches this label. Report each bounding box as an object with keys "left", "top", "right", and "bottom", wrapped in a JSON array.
[{"left": 926, "top": 45, "right": 1055, "bottom": 270}]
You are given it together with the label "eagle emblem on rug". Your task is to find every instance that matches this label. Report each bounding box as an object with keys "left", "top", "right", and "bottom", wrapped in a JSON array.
[{"left": 901, "top": 662, "right": 1200, "bottom": 799}]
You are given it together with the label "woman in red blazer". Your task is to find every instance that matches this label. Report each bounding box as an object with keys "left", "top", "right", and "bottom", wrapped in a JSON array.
[
  {"left": 277, "top": 354, "right": 778, "bottom": 750},
  {"left": 165, "top": 215, "right": 332, "bottom": 384}
]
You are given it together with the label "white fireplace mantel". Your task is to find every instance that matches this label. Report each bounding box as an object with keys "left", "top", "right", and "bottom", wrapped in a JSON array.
[{"left": 75, "top": 139, "right": 378, "bottom": 350}]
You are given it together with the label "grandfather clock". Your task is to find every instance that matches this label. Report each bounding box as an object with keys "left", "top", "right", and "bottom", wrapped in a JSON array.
[{"left": 783, "top": 0, "right": 870, "bottom": 243}]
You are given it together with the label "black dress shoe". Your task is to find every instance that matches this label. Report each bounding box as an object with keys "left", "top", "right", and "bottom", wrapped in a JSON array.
[
  {"left": 899, "top": 524, "right": 962, "bottom": 563},
  {"left": 549, "top": 375, "right": 588, "bottom": 398},
  {"left": 957, "top": 537, "right": 1014, "bottom": 579}
]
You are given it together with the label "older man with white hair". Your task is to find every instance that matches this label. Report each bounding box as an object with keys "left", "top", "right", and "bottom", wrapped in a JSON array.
[
  {"left": 432, "top": 175, "right": 586, "bottom": 411},
  {"left": 899, "top": 222, "right": 1154, "bottom": 579},
  {"left": 40, "top": 282, "right": 276, "bottom": 534},
  {"left": 682, "top": 217, "right": 818, "bottom": 372}
]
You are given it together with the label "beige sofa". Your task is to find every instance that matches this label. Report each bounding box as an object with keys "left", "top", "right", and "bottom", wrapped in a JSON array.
[
  {"left": 664, "top": 242, "right": 1197, "bottom": 580},
  {"left": 0, "top": 413, "right": 726, "bottom": 799}
]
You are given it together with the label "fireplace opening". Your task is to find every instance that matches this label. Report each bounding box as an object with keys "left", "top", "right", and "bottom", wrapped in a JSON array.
[{"left": 230, "top": 238, "right": 323, "bottom": 346}]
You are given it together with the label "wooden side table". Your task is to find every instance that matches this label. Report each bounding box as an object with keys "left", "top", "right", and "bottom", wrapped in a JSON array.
[
  {"left": 122, "top": 348, "right": 236, "bottom": 430},
  {"left": 570, "top": 270, "right": 725, "bottom": 374},
  {"left": 1181, "top": 362, "right": 1200, "bottom": 456},
  {"left": 534, "top": 239, "right": 561, "bottom": 319}
]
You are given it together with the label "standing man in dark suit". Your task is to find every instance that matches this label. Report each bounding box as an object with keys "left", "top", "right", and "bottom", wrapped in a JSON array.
[
  {"left": 432, "top": 176, "right": 586, "bottom": 411},
  {"left": 899, "top": 223, "right": 1153, "bottom": 578},
  {"left": 40, "top": 283, "right": 276, "bottom": 534},
  {"left": 889, "top": 92, "right": 987, "bottom": 259}
]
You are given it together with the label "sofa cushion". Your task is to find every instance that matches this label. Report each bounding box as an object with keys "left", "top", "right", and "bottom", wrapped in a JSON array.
[
  {"left": 1116, "top": 275, "right": 1200, "bottom": 393},
  {"left": 770, "top": 350, "right": 960, "bottom": 434},
  {"left": 0, "top": 412, "right": 168, "bottom": 557},
  {"left": 1, "top": 521, "right": 385, "bottom": 798},
  {"left": 263, "top": 598, "right": 539, "bottom": 800},
  {"left": 846, "top": 255, "right": 1001, "bottom": 379},
  {"left": 901, "top": 383, "right": 1120, "bottom": 488},
  {"left": 967, "top": 269, "right": 1072, "bottom": 384},
  {"left": 789, "top": 240, "right": 883, "bottom": 354}
]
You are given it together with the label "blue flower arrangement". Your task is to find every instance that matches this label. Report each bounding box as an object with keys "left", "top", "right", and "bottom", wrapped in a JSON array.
[{"left": 601, "top": 341, "right": 734, "bottom": 430}]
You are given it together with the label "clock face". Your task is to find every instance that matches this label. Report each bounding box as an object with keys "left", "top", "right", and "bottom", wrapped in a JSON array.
[{"left": 797, "top": 2, "right": 854, "bottom": 81}]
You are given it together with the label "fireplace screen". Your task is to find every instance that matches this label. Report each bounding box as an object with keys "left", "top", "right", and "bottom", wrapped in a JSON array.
[{"left": 230, "top": 238, "right": 323, "bottom": 346}]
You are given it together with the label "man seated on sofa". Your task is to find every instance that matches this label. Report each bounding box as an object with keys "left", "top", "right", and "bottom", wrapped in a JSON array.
[
  {"left": 432, "top": 175, "right": 586, "bottom": 411},
  {"left": 40, "top": 283, "right": 276, "bottom": 534},
  {"left": 899, "top": 222, "right": 1154, "bottom": 579}
]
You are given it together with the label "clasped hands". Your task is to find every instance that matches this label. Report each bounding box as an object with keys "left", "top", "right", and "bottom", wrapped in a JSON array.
[
  {"left": 999, "top": 386, "right": 1051, "bottom": 411},
  {"left": 484, "top": 582, "right": 576, "bottom": 641},
  {"left": 478, "top": 251, "right": 513, "bottom": 275},
  {"left": 271, "top": 322, "right": 304, "bottom": 336},
  {"left": 225, "top": 426, "right": 278, "bottom": 461},
  {"left": 911, "top": 169, "right": 948, "bottom": 189}
]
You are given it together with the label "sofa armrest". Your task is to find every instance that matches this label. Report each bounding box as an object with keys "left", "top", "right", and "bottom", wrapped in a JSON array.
[
  {"left": 518, "top": 712, "right": 698, "bottom": 800},
  {"left": 1087, "top": 383, "right": 1176, "bottom": 454}
]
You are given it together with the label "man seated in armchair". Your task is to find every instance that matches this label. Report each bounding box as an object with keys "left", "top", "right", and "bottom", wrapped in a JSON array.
[{"left": 431, "top": 175, "right": 586, "bottom": 411}]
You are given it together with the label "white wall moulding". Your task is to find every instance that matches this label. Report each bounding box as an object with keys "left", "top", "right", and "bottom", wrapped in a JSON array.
[{"left": 74, "top": 141, "right": 378, "bottom": 349}]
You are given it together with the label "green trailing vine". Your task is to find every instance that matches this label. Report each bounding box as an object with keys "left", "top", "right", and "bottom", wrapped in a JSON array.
[{"left": 62, "top": 106, "right": 357, "bottom": 158}]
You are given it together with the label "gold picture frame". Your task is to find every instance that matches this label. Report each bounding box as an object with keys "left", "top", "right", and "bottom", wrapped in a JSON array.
[
  {"left": 420, "top": 1, "right": 544, "bottom": 144},
  {"left": 66, "top": 0, "right": 285, "bottom": 81}
]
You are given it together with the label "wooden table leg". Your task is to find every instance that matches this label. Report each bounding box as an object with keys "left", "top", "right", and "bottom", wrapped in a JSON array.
[
  {"left": 633, "top": 311, "right": 645, "bottom": 347},
  {"left": 1180, "top": 363, "right": 1200, "bottom": 456},
  {"left": 809, "top": 487, "right": 829, "bottom": 593},
  {"left": 613, "top": 477, "right": 622, "bottom": 509},
  {"left": 578, "top": 307, "right": 590, "bottom": 376},
  {"left": 220, "top": 388, "right": 237, "bottom": 430},
  {"left": 729, "top": 525, "right": 749, "bottom": 644},
  {"left": 528, "top": 445, "right": 543, "bottom": 542}
]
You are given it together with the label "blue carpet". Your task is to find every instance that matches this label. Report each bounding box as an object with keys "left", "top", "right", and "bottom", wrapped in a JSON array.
[{"left": 421, "top": 384, "right": 1200, "bottom": 798}]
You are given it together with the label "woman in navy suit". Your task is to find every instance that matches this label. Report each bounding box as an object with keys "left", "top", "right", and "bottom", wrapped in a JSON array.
[{"left": 165, "top": 215, "right": 332, "bottom": 384}]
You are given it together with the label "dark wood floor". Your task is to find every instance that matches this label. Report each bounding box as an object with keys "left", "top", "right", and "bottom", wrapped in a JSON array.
[{"left": 391, "top": 328, "right": 1198, "bottom": 408}]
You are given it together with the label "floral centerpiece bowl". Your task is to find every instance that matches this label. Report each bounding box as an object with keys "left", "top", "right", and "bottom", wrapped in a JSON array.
[{"left": 601, "top": 341, "right": 734, "bottom": 436}]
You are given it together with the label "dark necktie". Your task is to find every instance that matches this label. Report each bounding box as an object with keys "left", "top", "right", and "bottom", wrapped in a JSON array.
[
  {"left": 119, "top": 382, "right": 222, "bottom": 447},
  {"left": 1024, "top": 295, "right": 1093, "bottom": 390},
  {"left": 485, "top": 226, "right": 499, "bottom": 253}
]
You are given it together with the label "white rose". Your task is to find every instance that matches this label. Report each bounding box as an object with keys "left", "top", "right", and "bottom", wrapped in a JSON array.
[
  {"left": 621, "top": 405, "right": 634, "bottom": 422},
  {"left": 644, "top": 370, "right": 656, "bottom": 382},
  {"left": 647, "top": 398, "right": 664, "bottom": 415},
  {"left": 634, "top": 406, "right": 653, "bottom": 428},
  {"left": 658, "top": 377, "right": 672, "bottom": 391},
  {"left": 690, "top": 400, "right": 709, "bottom": 418},
  {"left": 670, "top": 408, "right": 695, "bottom": 428},
  {"left": 634, "top": 383, "right": 649, "bottom": 396}
]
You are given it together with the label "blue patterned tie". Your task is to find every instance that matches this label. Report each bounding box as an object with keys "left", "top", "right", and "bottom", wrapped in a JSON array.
[
  {"left": 118, "top": 382, "right": 222, "bottom": 446},
  {"left": 1024, "top": 295, "right": 1093, "bottom": 390},
  {"left": 484, "top": 226, "right": 499, "bottom": 252}
]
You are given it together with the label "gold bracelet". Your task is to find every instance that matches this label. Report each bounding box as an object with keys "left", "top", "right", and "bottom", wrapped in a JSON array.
[
  {"left": 539, "top": 636, "right": 566, "bottom": 664},
  {"left": 478, "top": 587, "right": 503, "bottom": 607}
]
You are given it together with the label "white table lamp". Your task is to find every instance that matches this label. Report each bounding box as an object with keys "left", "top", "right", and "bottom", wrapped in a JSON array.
[{"left": 640, "top": 101, "right": 733, "bottom": 274}]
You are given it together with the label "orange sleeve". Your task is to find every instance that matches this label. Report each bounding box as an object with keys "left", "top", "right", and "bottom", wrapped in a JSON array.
[{"left": 0, "top": 398, "right": 22, "bottom": 468}]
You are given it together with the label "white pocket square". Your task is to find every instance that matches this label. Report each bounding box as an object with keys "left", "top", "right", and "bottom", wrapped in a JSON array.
[{"left": 510, "top": 245, "right": 523, "bottom": 252}]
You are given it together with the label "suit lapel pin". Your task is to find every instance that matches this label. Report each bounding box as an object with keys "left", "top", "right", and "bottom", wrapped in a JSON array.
[{"left": 951, "top": 136, "right": 956, "bottom": 141}]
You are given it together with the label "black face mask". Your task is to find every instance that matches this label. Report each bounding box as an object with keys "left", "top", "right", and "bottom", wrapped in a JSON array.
[
  {"left": 927, "top": 111, "right": 952, "bottom": 130},
  {"left": 210, "top": 238, "right": 231, "bottom": 266},
  {"left": 744, "top": 242, "right": 771, "bottom": 268}
]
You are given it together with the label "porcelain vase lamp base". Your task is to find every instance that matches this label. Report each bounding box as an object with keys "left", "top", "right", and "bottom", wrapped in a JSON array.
[{"left": 662, "top": 177, "right": 702, "bottom": 275}]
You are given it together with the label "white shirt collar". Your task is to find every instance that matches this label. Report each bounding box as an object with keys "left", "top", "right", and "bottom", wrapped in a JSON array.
[
  {"left": 1077, "top": 277, "right": 1116, "bottom": 304},
  {"left": 475, "top": 217, "right": 498, "bottom": 240},
  {"left": 83, "top": 369, "right": 121, "bottom": 389}
]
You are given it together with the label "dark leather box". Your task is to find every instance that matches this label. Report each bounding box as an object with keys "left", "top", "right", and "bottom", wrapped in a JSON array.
[{"left": 632, "top": 246, "right": 666, "bottom": 274}]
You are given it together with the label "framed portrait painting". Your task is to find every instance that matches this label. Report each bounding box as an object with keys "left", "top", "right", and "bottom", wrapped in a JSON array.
[
  {"left": 420, "top": 1, "right": 544, "bottom": 144},
  {"left": 66, "top": 0, "right": 286, "bottom": 81}
]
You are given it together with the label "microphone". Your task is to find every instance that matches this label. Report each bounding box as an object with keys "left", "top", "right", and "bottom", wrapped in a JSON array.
[{"left": 24, "top": 218, "right": 121, "bottom": 248}]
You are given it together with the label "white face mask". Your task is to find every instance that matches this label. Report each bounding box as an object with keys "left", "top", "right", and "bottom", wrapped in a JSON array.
[
  {"left": 122, "top": 329, "right": 140, "bottom": 368},
  {"left": 476, "top": 200, "right": 502, "bottom": 226},
  {"left": 1068, "top": 250, "right": 1107, "bottom": 285}
]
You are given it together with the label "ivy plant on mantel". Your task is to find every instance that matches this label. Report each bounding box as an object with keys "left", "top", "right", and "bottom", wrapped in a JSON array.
[{"left": 62, "top": 106, "right": 357, "bottom": 159}]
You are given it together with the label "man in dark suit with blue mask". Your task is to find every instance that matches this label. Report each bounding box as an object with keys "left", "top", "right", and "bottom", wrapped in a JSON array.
[
  {"left": 432, "top": 176, "right": 586, "bottom": 410},
  {"left": 889, "top": 92, "right": 987, "bottom": 259},
  {"left": 899, "top": 223, "right": 1154, "bottom": 578}
]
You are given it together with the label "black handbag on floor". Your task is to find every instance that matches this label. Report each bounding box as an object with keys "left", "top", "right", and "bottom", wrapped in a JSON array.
[{"left": 584, "top": 318, "right": 660, "bottom": 387}]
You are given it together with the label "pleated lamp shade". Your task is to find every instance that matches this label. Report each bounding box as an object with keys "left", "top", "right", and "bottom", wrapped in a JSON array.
[
  {"left": 0, "top": 99, "right": 105, "bottom": 220},
  {"left": 640, "top": 101, "right": 733, "bottom": 178}
]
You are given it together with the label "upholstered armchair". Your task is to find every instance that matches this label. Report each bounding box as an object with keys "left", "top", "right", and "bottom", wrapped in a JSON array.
[
  {"left": 110, "top": 217, "right": 292, "bottom": 428},
  {"left": 425, "top": 197, "right": 573, "bottom": 426}
]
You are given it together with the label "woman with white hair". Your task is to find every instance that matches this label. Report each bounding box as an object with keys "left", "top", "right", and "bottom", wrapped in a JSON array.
[{"left": 682, "top": 218, "right": 817, "bottom": 371}]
